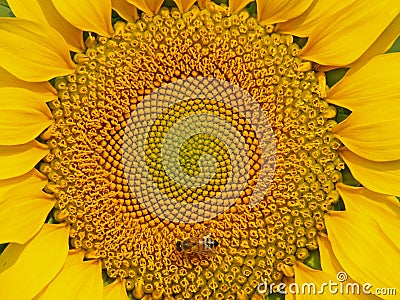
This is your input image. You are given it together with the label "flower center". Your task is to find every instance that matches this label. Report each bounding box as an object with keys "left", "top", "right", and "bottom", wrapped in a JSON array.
[{"left": 41, "top": 4, "right": 343, "bottom": 299}]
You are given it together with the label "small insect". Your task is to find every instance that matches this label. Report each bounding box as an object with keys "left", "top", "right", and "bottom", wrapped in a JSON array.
[{"left": 176, "top": 230, "right": 219, "bottom": 256}]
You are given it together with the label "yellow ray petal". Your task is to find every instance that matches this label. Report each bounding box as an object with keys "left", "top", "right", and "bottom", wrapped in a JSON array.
[
  {"left": 336, "top": 183, "right": 400, "bottom": 251},
  {"left": 354, "top": 14, "right": 400, "bottom": 65},
  {"left": 0, "top": 179, "right": 54, "bottom": 244},
  {"left": 339, "top": 148, "right": 400, "bottom": 196},
  {"left": 327, "top": 53, "right": 400, "bottom": 109},
  {"left": 0, "top": 88, "right": 53, "bottom": 145},
  {"left": 300, "top": 0, "right": 400, "bottom": 66},
  {"left": 276, "top": 0, "right": 354, "bottom": 37},
  {"left": 0, "top": 140, "right": 49, "bottom": 180},
  {"left": 197, "top": 0, "right": 207, "bottom": 9},
  {"left": 127, "top": 0, "right": 164, "bottom": 16},
  {"left": 7, "top": 0, "right": 85, "bottom": 52},
  {"left": 0, "top": 169, "right": 46, "bottom": 200},
  {"left": 173, "top": 0, "right": 197, "bottom": 13},
  {"left": 325, "top": 211, "right": 400, "bottom": 300},
  {"left": 256, "top": 0, "right": 313, "bottom": 25},
  {"left": 0, "top": 69, "right": 57, "bottom": 102},
  {"left": 318, "top": 234, "right": 382, "bottom": 300},
  {"left": 112, "top": 0, "right": 138, "bottom": 22},
  {"left": 294, "top": 262, "right": 360, "bottom": 299},
  {"left": 104, "top": 278, "right": 129, "bottom": 300},
  {"left": 0, "top": 224, "right": 69, "bottom": 299},
  {"left": 0, "top": 18, "right": 75, "bottom": 82},
  {"left": 51, "top": 0, "right": 113, "bottom": 37},
  {"left": 35, "top": 251, "right": 103, "bottom": 300},
  {"left": 333, "top": 99, "right": 400, "bottom": 161},
  {"left": 229, "top": 0, "right": 252, "bottom": 14},
  {"left": 318, "top": 234, "right": 342, "bottom": 277}
]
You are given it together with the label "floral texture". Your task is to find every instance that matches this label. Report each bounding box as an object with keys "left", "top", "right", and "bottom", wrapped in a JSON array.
[{"left": 0, "top": 0, "right": 399, "bottom": 300}]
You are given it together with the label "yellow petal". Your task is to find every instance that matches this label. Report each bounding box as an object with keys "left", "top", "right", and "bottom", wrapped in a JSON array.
[
  {"left": 0, "top": 178, "right": 54, "bottom": 244},
  {"left": 294, "top": 262, "right": 360, "bottom": 299},
  {"left": 0, "top": 224, "right": 69, "bottom": 299},
  {"left": 276, "top": 0, "right": 354, "bottom": 37},
  {"left": 0, "top": 141, "right": 49, "bottom": 180},
  {"left": 112, "top": 0, "right": 138, "bottom": 22},
  {"left": 339, "top": 148, "right": 400, "bottom": 196},
  {"left": 7, "top": 0, "right": 85, "bottom": 52},
  {"left": 0, "top": 169, "right": 46, "bottom": 200},
  {"left": 51, "top": 0, "right": 113, "bottom": 37},
  {"left": 172, "top": 0, "right": 197, "bottom": 13},
  {"left": 127, "top": 0, "right": 164, "bottom": 16},
  {"left": 104, "top": 278, "right": 129, "bottom": 300},
  {"left": 197, "top": 0, "right": 207, "bottom": 9},
  {"left": 0, "top": 66, "right": 57, "bottom": 102},
  {"left": 354, "top": 14, "right": 400, "bottom": 65},
  {"left": 336, "top": 183, "right": 400, "bottom": 251},
  {"left": 327, "top": 53, "right": 400, "bottom": 109},
  {"left": 0, "top": 18, "right": 75, "bottom": 82},
  {"left": 256, "top": 0, "right": 313, "bottom": 25},
  {"left": 318, "top": 233, "right": 343, "bottom": 277},
  {"left": 325, "top": 211, "right": 400, "bottom": 300},
  {"left": 0, "top": 88, "right": 53, "bottom": 145},
  {"left": 229, "top": 0, "right": 252, "bottom": 14},
  {"left": 318, "top": 234, "right": 382, "bottom": 300},
  {"left": 36, "top": 251, "right": 103, "bottom": 300},
  {"left": 333, "top": 99, "right": 400, "bottom": 161},
  {"left": 300, "top": 0, "right": 400, "bottom": 66}
]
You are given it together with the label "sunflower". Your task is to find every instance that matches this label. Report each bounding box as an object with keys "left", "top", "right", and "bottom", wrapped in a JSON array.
[{"left": 0, "top": 0, "right": 400, "bottom": 299}]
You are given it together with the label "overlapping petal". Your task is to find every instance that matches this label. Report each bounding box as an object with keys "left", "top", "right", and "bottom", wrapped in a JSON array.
[
  {"left": 0, "top": 67, "right": 57, "bottom": 102},
  {"left": 318, "top": 234, "right": 381, "bottom": 300},
  {"left": 127, "top": 0, "right": 164, "bottom": 16},
  {"left": 0, "top": 141, "right": 49, "bottom": 180},
  {"left": 327, "top": 53, "right": 400, "bottom": 109},
  {"left": 325, "top": 211, "right": 400, "bottom": 300},
  {"left": 0, "top": 177, "right": 54, "bottom": 244},
  {"left": 35, "top": 250, "right": 103, "bottom": 300},
  {"left": 333, "top": 98, "right": 400, "bottom": 161},
  {"left": 276, "top": 0, "right": 353, "bottom": 37},
  {"left": 256, "top": 0, "right": 313, "bottom": 25},
  {"left": 51, "top": 0, "right": 113, "bottom": 37},
  {"left": 173, "top": 0, "right": 197, "bottom": 13},
  {"left": 103, "top": 278, "right": 129, "bottom": 300},
  {"left": 294, "top": 262, "right": 360, "bottom": 299},
  {"left": 354, "top": 14, "right": 400, "bottom": 64},
  {"left": 0, "top": 88, "right": 53, "bottom": 146},
  {"left": 0, "top": 18, "right": 75, "bottom": 82},
  {"left": 0, "top": 169, "right": 46, "bottom": 199},
  {"left": 339, "top": 148, "right": 400, "bottom": 196},
  {"left": 0, "top": 224, "right": 69, "bottom": 299},
  {"left": 7, "top": 0, "right": 85, "bottom": 52},
  {"left": 300, "top": 0, "right": 400, "bottom": 66},
  {"left": 336, "top": 183, "right": 400, "bottom": 251},
  {"left": 112, "top": 0, "right": 138, "bottom": 22}
]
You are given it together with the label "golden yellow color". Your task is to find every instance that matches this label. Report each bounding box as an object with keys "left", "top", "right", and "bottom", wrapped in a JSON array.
[{"left": 0, "top": 0, "right": 399, "bottom": 300}]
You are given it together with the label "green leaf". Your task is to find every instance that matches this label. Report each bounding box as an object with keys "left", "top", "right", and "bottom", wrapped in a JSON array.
[
  {"left": 325, "top": 68, "right": 349, "bottom": 87},
  {"left": 0, "top": 0, "right": 12, "bottom": 17},
  {"left": 386, "top": 35, "right": 400, "bottom": 53},
  {"left": 303, "top": 249, "right": 321, "bottom": 270}
]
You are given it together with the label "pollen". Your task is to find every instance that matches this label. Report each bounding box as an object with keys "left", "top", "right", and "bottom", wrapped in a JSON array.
[{"left": 41, "top": 3, "right": 343, "bottom": 299}]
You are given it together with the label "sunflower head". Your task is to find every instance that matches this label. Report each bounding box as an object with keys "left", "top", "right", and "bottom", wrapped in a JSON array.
[
  {"left": 41, "top": 2, "right": 343, "bottom": 297},
  {"left": 0, "top": 0, "right": 399, "bottom": 299}
]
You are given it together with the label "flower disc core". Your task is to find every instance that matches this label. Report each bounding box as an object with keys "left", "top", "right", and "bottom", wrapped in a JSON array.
[{"left": 41, "top": 4, "right": 344, "bottom": 299}]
